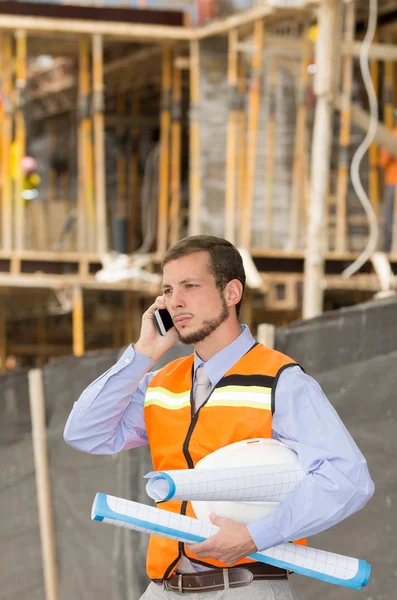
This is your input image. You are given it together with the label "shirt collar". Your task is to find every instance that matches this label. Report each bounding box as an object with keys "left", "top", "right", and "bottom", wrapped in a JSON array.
[{"left": 193, "top": 324, "right": 256, "bottom": 389}]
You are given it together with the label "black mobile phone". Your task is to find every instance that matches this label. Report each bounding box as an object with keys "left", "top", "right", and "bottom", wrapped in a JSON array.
[{"left": 153, "top": 308, "right": 174, "bottom": 336}]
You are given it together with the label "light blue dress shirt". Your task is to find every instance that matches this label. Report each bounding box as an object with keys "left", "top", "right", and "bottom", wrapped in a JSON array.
[{"left": 64, "top": 325, "right": 374, "bottom": 552}]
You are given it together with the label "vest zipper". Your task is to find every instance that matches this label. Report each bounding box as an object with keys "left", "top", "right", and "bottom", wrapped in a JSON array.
[{"left": 178, "top": 382, "right": 213, "bottom": 564}]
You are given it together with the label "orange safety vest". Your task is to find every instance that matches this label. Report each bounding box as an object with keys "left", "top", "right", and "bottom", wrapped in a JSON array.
[{"left": 144, "top": 342, "right": 306, "bottom": 581}]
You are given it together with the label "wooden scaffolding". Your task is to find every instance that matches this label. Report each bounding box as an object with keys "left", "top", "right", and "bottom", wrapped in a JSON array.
[{"left": 1, "top": 0, "right": 397, "bottom": 370}]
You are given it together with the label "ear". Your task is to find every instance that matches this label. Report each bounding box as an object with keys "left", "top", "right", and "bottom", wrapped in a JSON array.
[{"left": 225, "top": 279, "right": 243, "bottom": 309}]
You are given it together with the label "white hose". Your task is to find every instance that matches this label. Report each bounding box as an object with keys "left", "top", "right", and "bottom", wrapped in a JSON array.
[{"left": 342, "top": 0, "right": 379, "bottom": 278}]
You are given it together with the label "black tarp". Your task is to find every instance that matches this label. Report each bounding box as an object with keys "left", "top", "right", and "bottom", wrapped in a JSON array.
[{"left": 1, "top": 299, "right": 395, "bottom": 599}]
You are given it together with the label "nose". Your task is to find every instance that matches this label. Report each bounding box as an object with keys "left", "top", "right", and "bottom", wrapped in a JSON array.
[{"left": 170, "top": 289, "right": 185, "bottom": 311}]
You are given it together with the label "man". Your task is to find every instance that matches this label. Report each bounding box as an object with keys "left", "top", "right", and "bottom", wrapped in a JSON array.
[{"left": 64, "top": 235, "right": 374, "bottom": 600}]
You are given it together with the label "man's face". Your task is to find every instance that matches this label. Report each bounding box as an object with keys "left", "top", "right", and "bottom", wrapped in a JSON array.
[{"left": 162, "top": 252, "right": 229, "bottom": 344}]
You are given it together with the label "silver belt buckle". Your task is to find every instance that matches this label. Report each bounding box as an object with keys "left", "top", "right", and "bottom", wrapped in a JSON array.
[{"left": 178, "top": 573, "right": 183, "bottom": 593}]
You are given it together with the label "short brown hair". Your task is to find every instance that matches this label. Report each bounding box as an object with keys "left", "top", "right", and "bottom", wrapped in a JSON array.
[{"left": 162, "top": 235, "right": 246, "bottom": 316}]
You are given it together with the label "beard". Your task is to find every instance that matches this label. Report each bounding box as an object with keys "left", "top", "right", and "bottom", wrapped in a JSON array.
[{"left": 177, "top": 296, "right": 229, "bottom": 345}]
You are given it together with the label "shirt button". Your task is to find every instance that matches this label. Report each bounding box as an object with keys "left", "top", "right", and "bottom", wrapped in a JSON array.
[
  {"left": 96, "top": 384, "right": 103, "bottom": 390},
  {"left": 125, "top": 358, "right": 131, "bottom": 364}
]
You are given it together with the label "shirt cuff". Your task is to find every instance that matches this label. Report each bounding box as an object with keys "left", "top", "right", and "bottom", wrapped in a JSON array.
[
  {"left": 115, "top": 344, "right": 156, "bottom": 378},
  {"left": 246, "top": 511, "right": 285, "bottom": 552}
]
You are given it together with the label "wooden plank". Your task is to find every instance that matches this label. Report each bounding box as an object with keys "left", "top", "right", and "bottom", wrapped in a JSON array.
[
  {"left": 343, "top": 40, "right": 397, "bottom": 61},
  {"left": 1, "top": 34, "right": 13, "bottom": 251},
  {"left": 198, "top": 5, "right": 274, "bottom": 39},
  {"left": 335, "top": 0, "right": 355, "bottom": 253},
  {"left": 14, "top": 29, "right": 27, "bottom": 251},
  {"left": 0, "top": 249, "right": 100, "bottom": 261},
  {"left": 0, "top": 273, "right": 160, "bottom": 295},
  {"left": 104, "top": 45, "right": 162, "bottom": 75},
  {"left": 28, "top": 368, "right": 59, "bottom": 600},
  {"left": 92, "top": 33, "right": 107, "bottom": 254},
  {"left": 225, "top": 28, "right": 238, "bottom": 243},
  {"left": 0, "top": 16, "right": 193, "bottom": 42},
  {"left": 337, "top": 101, "right": 397, "bottom": 155},
  {"left": 157, "top": 44, "right": 172, "bottom": 255},
  {"left": 169, "top": 58, "right": 182, "bottom": 246},
  {"left": 240, "top": 18, "right": 263, "bottom": 248},
  {"left": 11, "top": 343, "right": 72, "bottom": 355},
  {"left": 188, "top": 39, "right": 201, "bottom": 237}
]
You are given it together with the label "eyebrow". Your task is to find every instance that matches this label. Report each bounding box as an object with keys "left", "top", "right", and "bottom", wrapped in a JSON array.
[{"left": 162, "top": 278, "right": 201, "bottom": 290}]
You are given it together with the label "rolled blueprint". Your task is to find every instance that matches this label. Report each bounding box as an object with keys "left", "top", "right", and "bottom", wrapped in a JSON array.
[
  {"left": 92, "top": 493, "right": 370, "bottom": 590},
  {"left": 144, "top": 463, "right": 305, "bottom": 502}
]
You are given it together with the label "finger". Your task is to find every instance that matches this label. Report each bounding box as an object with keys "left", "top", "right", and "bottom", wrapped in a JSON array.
[
  {"left": 209, "top": 512, "right": 228, "bottom": 527},
  {"left": 185, "top": 540, "right": 211, "bottom": 553}
]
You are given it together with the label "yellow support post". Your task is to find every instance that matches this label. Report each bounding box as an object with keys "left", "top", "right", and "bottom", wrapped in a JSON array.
[
  {"left": 92, "top": 33, "right": 107, "bottom": 254},
  {"left": 225, "top": 29, "right": 238, "bottom": 243},
  {"left": 72, "top": 286, "right": 84, "bottom": 357},
  {"left": 169, "top": 59, "right": 182, "bottom": 246},
  {"left": 189, "top": 39, "right": 201, "bottom": 237},
  {"left": 1, "top": 34, "right": 13, "bottom": 251},
  {"left": 264, "top": 55, "right": 277, "bottom": 248},
  {"left": 241, "top": 18, "right": 263, "bottom": 249},
  {"left": 157, "top": 44, "right": 172, "bottom": 255},
  {"left": 79, "top": 38, "right": 95, "bottom": 251},
  {"left": 14, "top": 29, "right": 27, "bottom": 251},
  {"left": 0, "top": 33, "right": 3, "bottom": 241},
  {"left": 335, "top": 0, "right": 355, "bottom": 253}
]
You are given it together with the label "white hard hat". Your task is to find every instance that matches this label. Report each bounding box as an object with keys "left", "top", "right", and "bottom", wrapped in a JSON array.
[{"left": 192, "top": 438, "right": 299, "bottom": 525}]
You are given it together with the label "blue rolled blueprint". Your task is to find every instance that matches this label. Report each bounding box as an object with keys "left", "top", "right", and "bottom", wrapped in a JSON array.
[{"left": 92, "top": 493, "right": 370, "bottom": 590}]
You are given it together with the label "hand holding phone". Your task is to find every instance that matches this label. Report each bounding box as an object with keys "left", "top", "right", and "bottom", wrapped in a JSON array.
[{"left": 134, "top": 296, "right": 178, "bottom": 361}]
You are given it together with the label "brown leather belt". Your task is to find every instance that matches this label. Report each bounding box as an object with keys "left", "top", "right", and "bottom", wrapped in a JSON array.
[{"left": 160, "top": 563, "right": 288, "bottom": 593}]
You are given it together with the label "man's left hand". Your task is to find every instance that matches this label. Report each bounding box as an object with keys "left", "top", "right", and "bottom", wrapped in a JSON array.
[{"left": 185, "top": 513, "right": 258, "bottom": 565}]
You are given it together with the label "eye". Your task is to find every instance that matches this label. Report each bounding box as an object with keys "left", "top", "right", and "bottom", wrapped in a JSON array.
[
  {"left": 163, "top": 289, "right": 172, "bottom": 295},
  {"left": 185, "top": 284, "right": 197, "bottom": 289}
]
